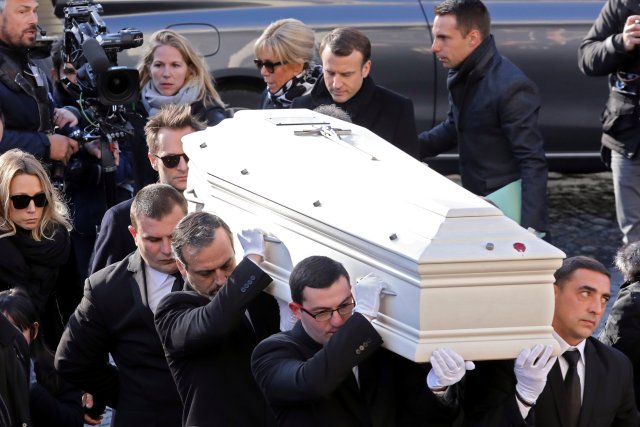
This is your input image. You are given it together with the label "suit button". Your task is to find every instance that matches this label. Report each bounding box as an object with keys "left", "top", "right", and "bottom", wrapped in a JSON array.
[
  {"left": 250, "top": 275, "right": 256, "bottom": 280},
  {"left": 356, "top": 349, "right": 361, "bottom": 355},
  {"left": 359, "top": 345, "right": 365, "bottom": 351}
]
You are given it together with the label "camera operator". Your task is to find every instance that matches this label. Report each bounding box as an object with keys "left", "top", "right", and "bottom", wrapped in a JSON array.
[
  {"left": 0, "top": 0, "right": 79, "bottom": 163},
  {"left": 579, "top": 1, "right": 640, "bottom": 245},
  {"left": 50, "top": 41, "right": 109, "bottom": 290}
]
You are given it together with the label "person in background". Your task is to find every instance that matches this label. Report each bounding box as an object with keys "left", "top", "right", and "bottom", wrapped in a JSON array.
[
  {"left": 0, "top": 149, "right": 72, "bottom": 349},
  {"left": 0, "top": 0, "right": 79, "bottom": 163},
  {"left": 599, "top": 241, "right": 640, "bottom": 410},
  {"left": 0, "top": 288, "right": 85, "bottom": 427},
  {"left": 131, "top": 29, "right": 226, "bottom": 191},
  {"left": 578, "top": 0, "right": 640, "bottom": 245},
  {"left": 255, "top": 18, "right": 322, "bottom": 109},
  {"left": 418, "top": 0, "right": 548, "bottom": 238},
  {"left": 90, "top": 103, "right": 205, "bottom": 274},
  {"left": 292, "top": 27, "right": 419, "bottom": 158}
]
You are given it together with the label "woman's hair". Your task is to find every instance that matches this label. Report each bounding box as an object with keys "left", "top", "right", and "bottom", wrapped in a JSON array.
[
  {"left": 254, "top": 18, "right": 316, "bottom": 68},
  {"left": 0, "top": 149, "right": 71, "bottom": 240},
  {"left": 138, "top": 29, "right": 224, "bottom": 107},
  {"left": 0, "top": 288, "right": 60, "bottom": 393}
]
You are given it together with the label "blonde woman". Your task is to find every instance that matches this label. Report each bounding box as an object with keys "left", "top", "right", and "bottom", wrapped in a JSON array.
[
  {"left": 132, "top": 29, "right": 226, "bottom": 190},
  {"left": 255, "top": 18, "right": 321, "bottom": 109},
  {"left": 0, "top": 149, "right": 72, "bottom": 346}
]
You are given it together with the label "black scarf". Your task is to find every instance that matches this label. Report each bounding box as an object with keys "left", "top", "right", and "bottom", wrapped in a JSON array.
[{"left": 267, "top": 63, "right": 323, "bottom": 108}]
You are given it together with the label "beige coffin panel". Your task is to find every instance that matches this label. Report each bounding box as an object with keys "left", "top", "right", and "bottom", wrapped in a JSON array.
[{"left": 184, "top": 109, "right": 564, "bottom": 362}]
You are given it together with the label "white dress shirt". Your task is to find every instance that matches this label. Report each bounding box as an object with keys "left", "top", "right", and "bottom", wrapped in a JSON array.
[{"left": 145, "top": 265, "right": 176, "bottom": 314}]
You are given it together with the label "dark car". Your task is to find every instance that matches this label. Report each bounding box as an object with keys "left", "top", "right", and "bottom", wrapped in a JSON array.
[{"left": 55, "top": 0, "right": 609, "bottom": 173}]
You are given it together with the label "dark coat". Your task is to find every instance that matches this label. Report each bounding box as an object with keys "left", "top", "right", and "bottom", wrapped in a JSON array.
[
  {"left": 0, "top": 314, "right": 30, "bottom": 427},
  {"left": 578, "top": 0, "right": 640, "bottom": 159},
  {"left": 292, "top": 75, "right": 419, "bottom": 158},
  {"left": 129, "top": 98, "right": 226, "bottom": 192},
  {"left": 29, "top": 359, "right": 84, "bottom": 427},
  {"left": 599, "top": 280, "right": 640, "bottom": 409},
  {"left": 0, "top": 43, "right": 54, "bottom": 159},
  {"left": 461, "top": 337, "right": 639, "bottom": 426},
  {"left": 419, "top": 35, "right": 548, "bottom": 233},
  {"left": 89, "top": 198, "right": 134, "bottom": 274},
  {"left": 55, "top": 251, "right": 182, "bottom": 427},
  {"left": 251, "top": 314, "right": 458, "bottom": 427},
  {"left": 154, "top": 258, "right": 280, "bottom": 427}
]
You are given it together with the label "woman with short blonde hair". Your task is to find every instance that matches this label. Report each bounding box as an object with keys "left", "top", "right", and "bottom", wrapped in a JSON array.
[{"left": 254, "top": 19, "right": 321, "bottom": 109}]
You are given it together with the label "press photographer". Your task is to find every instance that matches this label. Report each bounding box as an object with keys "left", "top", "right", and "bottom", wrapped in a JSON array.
[{"left": 0, "top": 0, "right": 78, "bottom": 162}]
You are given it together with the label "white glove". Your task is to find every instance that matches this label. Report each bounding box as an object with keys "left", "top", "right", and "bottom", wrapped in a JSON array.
[
  {"left": 427, "top": 348, "right": 475, "bottom": 389},
  {"left": 237, "top": 229, "right": 265, "bottom": 258},
  {"left": 352, "top": 273, "right": 386, "bottom": 319},
  {"left": 514, "top": 344, "right": 556, "bottom": 404}
]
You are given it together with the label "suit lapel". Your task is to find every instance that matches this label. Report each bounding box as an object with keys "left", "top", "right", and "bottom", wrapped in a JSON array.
[
  {"left": 548, "top": 359, "right": 570, "bottom": 427},
  {"left": 578, "top": 339, "right": 599, "bottom": 427},
  {"left": 127, "top": 252, "right": 156, "bottom": 329}
]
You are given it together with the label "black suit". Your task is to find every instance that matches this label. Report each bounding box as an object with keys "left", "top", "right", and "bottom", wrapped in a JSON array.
[
  {"left": 251, "top": 313, "right": 458, "bottom": 427},
  {"left": 292, "top": 75, "right": 419, "bottom": 159},
  {"left": 55, "top": 251, "right": 182, "bottom": 427},
  {"left": 90, "top": 198, "right": 135, "bottom": 274},
  {"left": 154, "top": 258, "right": 280, "bottom": 427},
  {"left": 462, "top": 337, "right": 639, "bottom": 426}
]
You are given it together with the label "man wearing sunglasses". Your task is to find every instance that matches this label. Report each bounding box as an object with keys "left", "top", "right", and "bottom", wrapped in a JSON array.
[
  {"left": 251, "top": 256, "right": 463, "bottom": 426},
  {"left": 154, "top": 211, "right": 281, "bottom": 427},
  {"left": 291, "top": 27, "right": 419, "bottom": 159},
  {"left": 90, "top": 104, "right": 205, "bottom": 273}
]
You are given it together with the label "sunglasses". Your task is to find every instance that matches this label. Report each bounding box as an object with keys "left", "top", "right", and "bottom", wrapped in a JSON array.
[
  {"left": 10, "top": 192, "right": 48, "bottom": 209},
  {"left": 153, "top": 153, "right": 189, "bottom": 168},
  {"left": 254, "top": 59, "right": 285, "bottom": 73}
]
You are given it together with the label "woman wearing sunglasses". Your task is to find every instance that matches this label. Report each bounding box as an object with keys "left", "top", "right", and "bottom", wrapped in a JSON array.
[
  {"left": 130, "top": 29, "right": 227, "bottom": 191},
  {"left": 255, "top": 19, "right": 322, "bottom": 109},
  {"left": 0, "top": 149, "right": 72, "bottom": 349}
]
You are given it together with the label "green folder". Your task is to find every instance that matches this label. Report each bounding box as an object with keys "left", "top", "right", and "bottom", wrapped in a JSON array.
[{"left": 485, "top": 179, "right": 522, "bottom": 224}]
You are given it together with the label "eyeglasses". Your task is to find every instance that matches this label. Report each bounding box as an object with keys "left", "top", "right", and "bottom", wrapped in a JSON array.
[
  {"left": 299, "top": 299, "right": 355, "bottom": 322},
  {"left": 254, "top": 59, "right": 285, "bottom": 73},
  {"left": 10, "top": 192, "right": 48, "bottom": 209},
  {"left": 153, "top": 153, "right": 189, "bottom": 168}
]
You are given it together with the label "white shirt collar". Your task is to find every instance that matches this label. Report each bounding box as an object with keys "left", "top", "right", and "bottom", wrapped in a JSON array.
[{"left": 552, "top": 330, "right": 586, "bottom": 363}]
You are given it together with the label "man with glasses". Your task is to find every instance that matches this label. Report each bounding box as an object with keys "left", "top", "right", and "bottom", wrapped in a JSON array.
[
  {"left": 90, "top": 103, "right": 205, "bottom": 273},
  {"left": 251, "top": 255, "right": 462, "bottom": 426},
  {"left": 154, "top": 211, "right": 281, "bottom": 427}
]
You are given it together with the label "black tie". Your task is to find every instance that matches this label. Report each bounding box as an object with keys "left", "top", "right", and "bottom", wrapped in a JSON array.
[
  {"left": 563, "top": 350, "right": 581, "bottom": 427},
  {"left": 171, "top": 273, "right": 183, "bottom": 292}
]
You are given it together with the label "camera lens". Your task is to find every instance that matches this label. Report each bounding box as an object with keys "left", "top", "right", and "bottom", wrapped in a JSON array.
[{"left": 98, "top": 66, "right": 140, "bottom": 105}]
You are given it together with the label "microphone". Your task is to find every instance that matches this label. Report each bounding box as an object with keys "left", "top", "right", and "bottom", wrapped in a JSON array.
[
  {"left": 36, "top": 24, "right": 47, "bottom": 37},
  {"left": 81, "top": 38, "right": 110, "bottom": 74}
]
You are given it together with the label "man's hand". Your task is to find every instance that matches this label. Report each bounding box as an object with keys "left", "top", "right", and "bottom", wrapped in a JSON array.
[
  {"left": 53, "top": 107, "right": 78, "bottom": 128},
  {"left": 622, "top": 16, "right": 640, "bottom": 52},
  {"left": 352, "top": 273, "right": 387, "bottom": 320},
  {"left": 48, "top": 134, "right": 79, "bottom": 164},
  {"left": 82, "top": 393, "right": 104, "bottom": 426},
  {"left": 427, "top": 347, "right": 475, "bottom": 390},
  {"left": 237, "top": 228, "right": 265, "bottom": 263},
  {"left": 514, "top": 344, "right": 556, "bottom": 405}
]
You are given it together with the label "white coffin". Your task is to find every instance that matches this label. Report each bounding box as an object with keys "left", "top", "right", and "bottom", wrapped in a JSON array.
[{"left": 183, "top": 108, "right": 564, "bottom": 362}]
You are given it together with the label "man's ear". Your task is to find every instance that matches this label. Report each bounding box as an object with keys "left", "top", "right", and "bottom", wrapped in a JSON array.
[
  {"left": 128, "top": 225, "right": 137, "bottom": 241},
  {"left": 31, "top": 321, "right": 39, "bottom": 342},
  {"left": 148, "top": 151, "right": 159, "bottom": 171},
  {"left": 468, "top": 29, "right": 482, "bottom": 48},
  {"left": 361, "top": 59, "right": 372, "bottom": 78},
  {"left": 289, "top": 302, "right": 303, "bottom": 320}
]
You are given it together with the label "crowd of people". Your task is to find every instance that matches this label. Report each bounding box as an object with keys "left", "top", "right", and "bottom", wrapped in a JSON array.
[{"left": 1, "top": 0, "right": 640, "bottom": 425}]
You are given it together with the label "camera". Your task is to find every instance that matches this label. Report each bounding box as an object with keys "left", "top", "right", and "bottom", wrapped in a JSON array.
[
  {"left": 55, "top": 0, "right": 143, "bottom": 204},
  {"left": 63, "top": 0, "right": 142, "bottom": 105}
]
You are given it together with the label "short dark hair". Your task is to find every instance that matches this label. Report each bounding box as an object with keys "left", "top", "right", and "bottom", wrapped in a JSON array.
[
  {"left": 289, "top": 256, "right": 350, "bottom": 304},
  {"left": 171, "top": 211, "right": 234, "bottom": 269},
  {"left": 434, "top": 0, "right": 491, "bottom": 39},
  {"left": 554, "top": 255, "right": 610, "bottom": 287},
  {"left": 130, "top": 183, "right": 187, "bottom": 230},
  {"left": 319, "top": 27, "right": 371, "bottom": 65}
]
